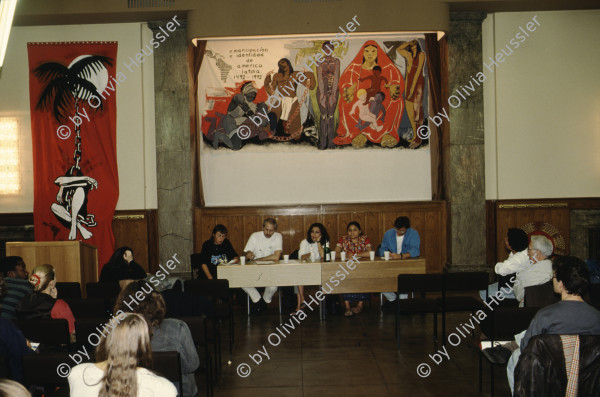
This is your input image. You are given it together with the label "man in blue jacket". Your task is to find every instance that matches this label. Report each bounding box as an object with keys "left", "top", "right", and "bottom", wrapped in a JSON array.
[{"left": 378, "top": 216, "right": 420, "bottom": 305}]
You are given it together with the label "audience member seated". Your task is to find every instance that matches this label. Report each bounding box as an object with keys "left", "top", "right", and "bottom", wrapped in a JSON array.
[
  {"left": 0, "top": 378, "right": 31, "bottom": 397},
  {"left": 505, "top": 255, "right": 600, "bottom": 393},
  {"left": 243, "top": 218, "right": 282, "bottom": 313},
  {"left": 114, "top": 281, "right": 199, "bottom": 397},
  {"left": 68, "top": 313, "right": 177, "bottom": 396},
  {"left": 0, "top": 257, "right": 32, "bottom": 320},
  {"left": 16, "top": 264, "right": 76, "bottom": 337},
  {"left": 335, "top": 221, "right": 371, "bottom": 316},
  {"left": 512, "top": 235, "right": 554, "bottom": 307},
  {"left": 99, "top": 246, "right": 147, "bottom": 284},
  {"left": 197, "top": 224, "right": 239, "bottom": 279},
  {"left": 295, "top": 223, "right": 330, "bottom": 314},
  {"left": 479, "top": 228, "right": 530, "bottom": 302},
  {"left": 378, "top": 216, "right": 420, "bottom": 304},
  {"left": 0, "top": 277, "right": 33, "bottom": 384}
]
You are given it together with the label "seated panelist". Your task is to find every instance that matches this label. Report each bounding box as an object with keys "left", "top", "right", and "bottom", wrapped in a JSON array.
[
  {"left": 336, "top": 221, "right": 371, "bottom": 316},
  {"left": 198, "top": 224, "right": 239, "bottom": 279},
  {"left": 294, "top": 223, "right": 330, "bottom": 314},
  {"left": 379, "top": 216, "right": 420, "bottom": 303},
  {"left": 242, "top": 218, "right": 282, "bottom": 309}
]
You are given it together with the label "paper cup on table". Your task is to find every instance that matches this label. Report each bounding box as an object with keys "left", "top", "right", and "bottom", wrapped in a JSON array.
[
  {"left": 283, "top": 254, "right": 289, "bottom": 263},
  {"left": 330, "top": 251, "right": 336, "bottom": 261},
  {"left": 340, "top": 252, "right": 346, "bottom": 261},
  {"left": 384, "top": 251, "right": 390, "bottom": 261},
  {"left": 240, "top": 256, "right": 246, "bottom": 266},
  {"left": 369, "top": 251, "right": 375, "bottom": 260}
]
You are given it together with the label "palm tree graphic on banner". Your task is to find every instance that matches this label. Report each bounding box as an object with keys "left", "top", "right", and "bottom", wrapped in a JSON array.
[{"left": 34, "top": 55, "right": 112, "bottom": 240}]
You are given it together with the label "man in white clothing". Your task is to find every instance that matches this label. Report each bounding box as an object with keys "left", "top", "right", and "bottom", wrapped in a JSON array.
[
  {"left": 243, "top": 218, "right": 282, "bottom": 309},
  {"left": 513, "top": 235, "right": 554, "bottom": 306},
  {"left": 480, "top": 228, "right": 530, "bottom": 301}
]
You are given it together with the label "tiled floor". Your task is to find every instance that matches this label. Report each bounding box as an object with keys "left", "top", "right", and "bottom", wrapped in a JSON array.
[{"left": 207, "top": 298, "right": 512, "bottom": 397}]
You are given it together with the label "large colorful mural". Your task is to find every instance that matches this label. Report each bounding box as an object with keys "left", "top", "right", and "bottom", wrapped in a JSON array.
[{"left": 199, "top": 35, "right": 429, "bottom": 150}]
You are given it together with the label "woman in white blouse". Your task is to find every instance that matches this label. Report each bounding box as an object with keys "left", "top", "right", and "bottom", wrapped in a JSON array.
[{"left": 295, "top": 223, "right": 330, "bottom": 313}]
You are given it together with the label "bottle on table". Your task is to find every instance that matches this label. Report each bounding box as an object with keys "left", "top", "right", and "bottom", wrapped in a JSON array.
[{"left": 324, "top": 241, "right": 331, "bottom": 262}]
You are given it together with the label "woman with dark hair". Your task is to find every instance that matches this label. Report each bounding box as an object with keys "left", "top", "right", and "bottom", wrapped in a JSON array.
[
  {"left": 16, "top": 264, "right": 76, "bottom": 337},
  {"left": 335, "top": 222, "right": 372, "bottom": 316},
  {"left": 114, "top": 281, "right": 199, "bottom": 397},
  {"left": 68, "top": 313, "right": 176, "bottom": 396},
  {"left": 99, "top": 246, "right": 146, "bottom": 283},
  {"left": 294, "top": 223, "right": 330, "bottom": 313},
  {"left": 196, "top": 224, "right": 239, "bottom": 279},
  {"left": 335, "top": 41, "right": 404, "bottom": 148}
]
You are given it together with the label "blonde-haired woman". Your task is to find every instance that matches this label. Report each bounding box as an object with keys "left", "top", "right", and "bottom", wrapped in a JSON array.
[
  {"left": 0, "top": 379, "right": 31, "bottom": 397},
  {"left": 68, "top": 313, "right": 176, "bottom": 397},
  {"left": 16, "top": 264, "right": 76, "bottom": 336}
]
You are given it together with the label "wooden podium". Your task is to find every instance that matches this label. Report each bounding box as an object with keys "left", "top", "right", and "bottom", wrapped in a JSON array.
[{"left": 6, "top": 241, "right": 98, "bottom": 293}]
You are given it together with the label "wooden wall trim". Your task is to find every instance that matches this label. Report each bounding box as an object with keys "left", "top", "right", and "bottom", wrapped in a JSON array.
[
  {"left": 0, "top": 210, "right": 158, "bottom": 274},
  {"left": 195, "top": 201, "right": 447, "bottom": 273},
  {"left": 485, "top": 197, "right": 600, "bottom": 265}
]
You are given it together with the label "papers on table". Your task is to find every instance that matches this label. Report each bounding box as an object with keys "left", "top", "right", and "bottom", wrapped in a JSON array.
[
  {"left": 480, "top": 340, "right": 511, "bottom": 349},
  {"left": 255, "top": 260, "right": 275, "bottom": 264}
]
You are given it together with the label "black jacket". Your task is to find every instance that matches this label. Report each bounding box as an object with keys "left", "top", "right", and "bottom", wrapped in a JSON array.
[
  {"left": 99, "top": 261, "right": 146, "bottom": 283},
  {"left": 16, "top": 292, "right": 55, "bottom": 320},
  {"left": 514, "top": 334, "right": 600, "bottom": 396}
]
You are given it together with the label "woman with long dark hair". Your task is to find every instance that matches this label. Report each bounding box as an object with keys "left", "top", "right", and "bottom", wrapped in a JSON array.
[
  {"left": 294, "top": 223, "right": 330, "bottom": 313},
  {"left": 99, "top": 246, "right": 146, "bottom": 283},
  {"left": 68, "top": 313, "right": 176, "bottom": 396}
]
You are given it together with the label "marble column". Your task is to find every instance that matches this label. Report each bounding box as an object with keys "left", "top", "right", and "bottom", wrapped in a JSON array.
[
  {"left": 447, "top": 13, "right": 486, "bottom": 269},
  {"left": 149, "top": 20, "right": 193, "bottom": 275}
]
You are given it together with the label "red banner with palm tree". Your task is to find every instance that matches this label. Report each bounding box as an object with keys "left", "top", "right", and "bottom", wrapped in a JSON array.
[{"left": 27, "top": 42, "right": 118, "bottom": 268}]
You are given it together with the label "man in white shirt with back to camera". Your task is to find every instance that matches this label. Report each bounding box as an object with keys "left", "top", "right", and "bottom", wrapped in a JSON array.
[
  {"left": 480, "top": 228, "right": 530, "bottom": 302},
  {"left": 243, "top": 218, "right": 282, "bottom": 313}
]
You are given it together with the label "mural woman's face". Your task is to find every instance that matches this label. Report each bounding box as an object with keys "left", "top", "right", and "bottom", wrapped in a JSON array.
[{"left": 363, "top": 46, "right": 377, "bottom": 64}]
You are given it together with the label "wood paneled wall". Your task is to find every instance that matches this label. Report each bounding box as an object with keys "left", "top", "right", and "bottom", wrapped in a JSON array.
[
  {"left": 112, "top": 210, "right": 158, "bottom": 273},
  {"left": 0, "top": 210, "right": 159, "bottom": 274},
  {"left": 486, "top": 198, "right": 600, "bottom": 265},
  {"left": 195, "top": 201, "right": 447, "bottom": 273}
]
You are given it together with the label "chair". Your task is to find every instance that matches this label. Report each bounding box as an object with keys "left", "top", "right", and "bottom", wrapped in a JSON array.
[
  {"left": 85, "top": 282, "right": 120, "bottom": 313},
  {"left": 22, "top": 352, "right": 79, "bottom": 394},
  {"left": 63, "top": 298, "right": 107, "bottom": 319},
  {"left": 190, "top": 253, "right": 202, "bottom": 279},
  {"left": 396, "top": 273, "right": 443, "bottom": 347},
  {"left": 438, "top": 270, "right": 489, "bottom": 343},
  {"left": 75, "top": 318, "right": 110, "bottom": 351},
  {"left": 15, "top": 319, "right": 70, "bottom": 348},
  {"left": 514, "top": 334, "right": 600, "bottom": 397},
  {"left": 524, "top": 280, "right": 559, "bottom": 308},
  {"left": 56, "top": 282, "right": 81, "bottom": 299},
  {"left": 176, "top": 316, "right": 215, "bottom": 397},
  {"left": 153, "top": 351, "right": 183, "bottom": 397},
  {"left": 478, "top": 306, "right": 539, "bottom": 397},
  {"left": 586, "top": 283, "right": 600, "bottom": 310},
  {"left": 0, "top": 354, "right": 7, "bottom": 378},
  {"left": 184, "top": 279, "right": 233, "bottom": 354},
  {"left": 85, "top": 282, "right": 120, "bottom": 299}
]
